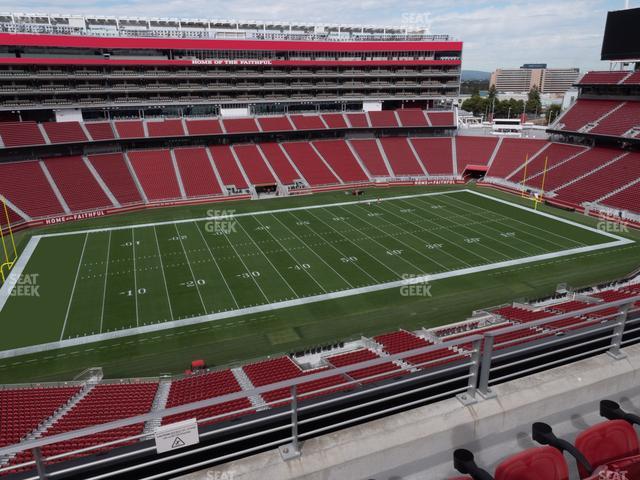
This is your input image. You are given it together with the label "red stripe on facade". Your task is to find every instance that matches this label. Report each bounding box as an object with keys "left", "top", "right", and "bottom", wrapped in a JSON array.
[
  {"left": 0, "top": 57, "right": 461, "bottom": 67},
  {"left": 0, "top": 33, "right": 462, "bottom": 52}
]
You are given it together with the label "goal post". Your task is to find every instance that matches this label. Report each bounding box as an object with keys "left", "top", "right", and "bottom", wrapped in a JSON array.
[{"left": 0, "top": 196, "right": 18, "bottom": 283}]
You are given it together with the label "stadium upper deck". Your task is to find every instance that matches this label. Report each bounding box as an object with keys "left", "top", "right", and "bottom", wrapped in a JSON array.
[{"left": 0, "top": 13, "right": 462, "bottom": 115}]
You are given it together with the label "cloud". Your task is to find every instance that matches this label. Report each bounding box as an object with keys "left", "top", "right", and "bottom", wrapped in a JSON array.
[{"left": 0, "top": 0, "right": 636, "bottom": 71}]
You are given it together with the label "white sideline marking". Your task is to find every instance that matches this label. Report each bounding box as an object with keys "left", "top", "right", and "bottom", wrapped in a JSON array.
[
  {"left": 174, "top": 224, "right": 207, "bottom": 314},
  {"left": 0, "top": 236, "right": 40, "bottom": 311},
  {"left": 59, "top": 233, "right": 89, "bottom": 340},
  {"left": 0, "top": 234, "right": 632, "bottom": 359},
  {"left": 132, "top": 229, "right": 139, "bottom": 327},
  {"left": 99, "top": 231, "right": 111, "bottom": 333},
  {"left": 464, "top": 189, "right": 628, "bottom": 241},
  {"left": 0, "top": 189, "right": 634, "bottom": 359},
  {"left": 411, "top": 196, "right": 545, "bottom": 258},
  {"left": 38, "top": 190, "right": 473, "bottom": 238},
  {"left": 153, "top": 226, "right": 175, "bottom": 320},
  {"left": 194, "top": 222, "right": 239, "bottom": 310}
]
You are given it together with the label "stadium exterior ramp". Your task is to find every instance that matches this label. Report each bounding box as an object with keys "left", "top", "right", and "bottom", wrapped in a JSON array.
[{"left": 176, "top": 343, "right": 640, "bottom": 480}]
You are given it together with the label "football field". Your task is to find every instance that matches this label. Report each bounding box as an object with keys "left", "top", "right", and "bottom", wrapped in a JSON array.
[{"left": 0, "top": 189, "right": 631, "bottom": 356}]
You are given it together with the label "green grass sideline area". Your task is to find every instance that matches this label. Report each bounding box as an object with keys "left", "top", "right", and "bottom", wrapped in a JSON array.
[{"left": 0, "top": 185, "right": 637, "bottom": 383}]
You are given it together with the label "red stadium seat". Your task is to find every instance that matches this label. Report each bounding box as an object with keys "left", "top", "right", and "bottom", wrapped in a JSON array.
[
  {"left": 453, "top": 447, "right": 569, "bottom": 480},
  {"left": 426, "top": 111, "right": 455, "bottom": 126},
  {"left": 378, "top": 137, "right": 424, "bottom": 176},
  {"left": 575, "top": 420, "right": 639, "bottom": 478},
  {"left": 455, "top": 136, "right": 499, "bottom": 174},
  {"left": 494, "top": 447, "right": 569, "bottom": 480},
  {"left": 312, "top": 140, "right": 369, "bottom": 183},
  {"left": 281, "top": 142, "right": 340, "bottom": 186},
  {"left": 42, "top": 121, "right": 88, "bottom": 144},
  {"left": 349, "top": 139, "right": 391, "bottom": 177}
]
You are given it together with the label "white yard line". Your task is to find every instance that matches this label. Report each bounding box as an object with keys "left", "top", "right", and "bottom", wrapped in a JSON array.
[
  {"left": 285, "top": 210, "right": 380, "bottom": 284},
  {"left": 403, "top": 197, "right": 517, "bottom": 261},
  {"left": 0, "top": 188, "right": 634, "bottom": 359},
  {"left": 372, "top": 201, "right": 472, "bottom": 270},
  {"left": 153, "top": 226, "right": 174, "bottom": 321},
  {"left": 333, "top": 204, "right": 440, "bottom": 274},
  {"left": 269, "top": 213, "right": 355, "bottom": 289},
  {"left": 344, "top": 201, "right": 450, "bottom": 274},
  {"left": 439, "top": 194, "right": 567, "bottom": 255},
  {"left": 174, "top": 224, "right": 208, "bottom": 314},
  {"left": 393, "top": 198, "right": 496, "bottom": 265},
  {"left": 59, "top": 233, "right": 89, "bottom": 341},
  {"left": 36, "top": 189, "right": 634, "bottom": 248},
  {"left": 304, "top": 208, "right": 404, "bottom": 279},
  {"left": 464, "top": 189, "right": 628, "bottom": 242},
  {"left": 218, "top": 224, "right": 271, "bottom": 303},
  {"left": 132, "top": 229, "right": 139, "bottom": 327},
  {"left": 251, "top": 215, "right": 327, "bottom": 294},
  {"left": 99, "top": 231, "right": 111, "bottom": 333},
  {"left": 194, "top": 222, "right": 239, "bottom": 309},
  {"left": 447, "top": 191, "right": 585, "bottom": 248},
  {"left": 413, "top": 196, "right": 542, "bottom": 258},
  {"left": 2, "top": 234, "right": 631, "bottom": 359},
  {"left": 233, "top": 217, "right": 299, "bottom": 298}
]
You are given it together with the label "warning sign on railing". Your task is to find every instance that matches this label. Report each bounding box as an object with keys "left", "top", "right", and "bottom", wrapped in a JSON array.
[{"left": 154, "top": 418, "right": 199, "bottom": 454}]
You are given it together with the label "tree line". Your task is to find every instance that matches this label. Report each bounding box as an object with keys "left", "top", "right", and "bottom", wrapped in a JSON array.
[{"left": 461, "top": 85, "right": 560, "bottom": 123}]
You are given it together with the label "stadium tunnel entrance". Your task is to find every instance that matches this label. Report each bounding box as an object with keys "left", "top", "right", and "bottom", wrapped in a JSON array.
[{"left": 462, "top": 164, "right": 489, "bottom": 181}]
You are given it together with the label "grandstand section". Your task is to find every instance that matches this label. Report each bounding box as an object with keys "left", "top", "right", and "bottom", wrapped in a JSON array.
[
  {"left": 0, "top": 136, "right": 637, "bottom": 232},
  {"left": 410, "top": 137, "right": 455, "bottom": 175},
  {"left": 454, "top": 136, "right": 499, "bottom": 174},
  {"left": 379, "top": 137, "right": 425, "bottom": 176},
  {"left": 0, "top": 14, "right": 462, "bottom": 114}
]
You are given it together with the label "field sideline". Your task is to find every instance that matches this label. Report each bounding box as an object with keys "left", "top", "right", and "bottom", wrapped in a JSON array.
[{"left": 0, "top": 185, "right": 638, "bottom": 383}]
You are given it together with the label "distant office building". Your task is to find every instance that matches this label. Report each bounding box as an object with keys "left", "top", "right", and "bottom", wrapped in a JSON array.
[{"left": 490, "top": 65, "right": 580, "bottom": 94}]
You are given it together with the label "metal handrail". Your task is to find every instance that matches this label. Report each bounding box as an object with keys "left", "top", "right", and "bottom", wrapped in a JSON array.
[
  {"left": 0, "top": 334, "right": 480, "bottom": 458},
  {"left": 476, "top": 297, "right": 638, "bottom": 397}
]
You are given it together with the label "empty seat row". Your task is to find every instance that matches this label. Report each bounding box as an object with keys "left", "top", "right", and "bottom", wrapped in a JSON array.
[
  {"left": 2, "top": 138, "right": 639, "bottom": 225},
  {"left": 0, "top": 110, "right": 451, "bottom": 149},
  {"left": 162, "top": 369, "right": 251, "bottom": 426}
]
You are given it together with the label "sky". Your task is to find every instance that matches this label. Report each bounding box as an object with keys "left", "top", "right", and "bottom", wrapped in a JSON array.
[{"left": 0, "top": 0, "right": 637, "bottom": 72}]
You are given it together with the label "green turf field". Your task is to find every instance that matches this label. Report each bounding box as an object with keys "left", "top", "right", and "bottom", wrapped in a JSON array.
[
  {"left": 0, "top": 186, "right": 637, "bottom": 383},
  {"left": 0, "top": 188, "right": 629, "bottom": 354}
]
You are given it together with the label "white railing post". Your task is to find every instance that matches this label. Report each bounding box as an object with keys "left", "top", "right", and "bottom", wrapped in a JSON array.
[
  {"left": 32, "top": 447, "right": 47, "bottom": 480},
  {"left": 279, "top": 385, "right": 301, "bottom": 460},
  {"left": 478, "top": 333, "right": 497, "bottom": 399},
  {"left": 457, "top": 337, "right": 482, "bottom": 406},
  {"left": 608, "top": 303, "right": 631, "bottom": 360}
]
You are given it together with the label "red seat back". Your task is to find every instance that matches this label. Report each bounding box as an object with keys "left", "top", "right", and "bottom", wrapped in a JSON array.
[
  {"left": 575, "top": 420, "right": 639, "bottom": 478},
  {"left": 495, "top": 446, "right": 568, "bottom": 480}
]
